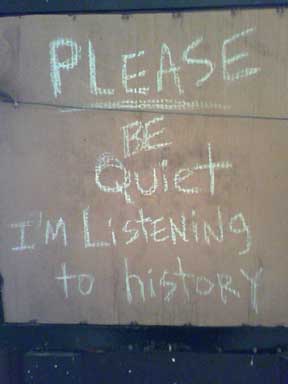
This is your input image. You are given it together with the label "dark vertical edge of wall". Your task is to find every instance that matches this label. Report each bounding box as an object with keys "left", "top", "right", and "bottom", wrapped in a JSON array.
[
  {"left": 0, "top": 349, "right": 10, "bottom": 383},
  {"left": 279, "top": 356, "right": 288, "bottom": 384},
  {"left": 0, "top": 274, "right": 4, "bottom": 324}
]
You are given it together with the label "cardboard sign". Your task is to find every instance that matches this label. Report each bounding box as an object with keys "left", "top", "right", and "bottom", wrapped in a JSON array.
[{"left": 0, "top": 10, "right": 288, "bottom": 325}]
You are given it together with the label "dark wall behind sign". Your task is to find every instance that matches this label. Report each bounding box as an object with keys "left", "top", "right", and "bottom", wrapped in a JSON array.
[{"left": 0, "top": 0, "right": 288, "bottom": 15}]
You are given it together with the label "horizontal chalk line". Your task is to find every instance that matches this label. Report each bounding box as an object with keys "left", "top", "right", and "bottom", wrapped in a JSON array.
[
  {"left": 59, "top": 99, "right": 231, "bottom": 113},
  {"left": 1, "top": 98, "right": 288, "bottom": 122}
]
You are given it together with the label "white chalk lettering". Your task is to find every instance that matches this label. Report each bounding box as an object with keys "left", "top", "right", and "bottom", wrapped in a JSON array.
[
  {"left": 49, "top": 38, "right": 81, "bottom": 98},
  {"left": 160, "top": 159, "right": 169, "bottom": 192},
  {"left": 203, "top": 206, "right": 224, "bottom": 245},
  {"left": 169, "top": 215, "right": 188, "bottom": 245},
  {"left": 122, "top": 120, "right": 143, "bottom": 159},
  {"left": 122, "top": 220, "right": 139, "bottom": 245},
  {"left": 134, "top": 168, "right": 158, "bottom": 196},
  {"left": 143, "top": 115, "right": 172, "bottom": 152},
  {"left": 150, "top": 217, "right": 169, "bottom": 242},
  {"left": 45, "top": 217, "right": 67, "bottom": 247},
  {"left": 222, "top": 28, "right": 261, "bottom": 82},
  {"left": 174, "top": 168, "right": 201, "bottom": 194},
  {"left": 193, "top": 143, "right": 232, "bottom": 196},
  {"left": 173, "top": 257, "right": 193, "bottom": 299},
  {"left": 88, "top": 40, "right": 115, "bottom": 96},
  {"left": 82, "top": 207, "right": 95, "bottom": 248},
  {"left": 157, "top": 43, "right": 184, "bottom": 95},
  {"left": 124, "top": 257, "right": 145, "bottom": 304},
  {"left": 108, "top": 218, "right": 117, "bottom": 246},
  {"left": 148, "top": 268, "right": 157, "bottom": 298},
  {"left": 116, "top": 205, "right": 252, "bottom": 248},
  {"left": 55, "top": 263, "right": 77, "bottom": 299},
  {"left": 95, "top": 142, "right": 231, "bottom": 202},
  {"left": 10, "top": 220, "right": 35, "bottom": 252},
  {"left": 78, "top": 273, "right": 95, "bottom": 295},
  {"left": 217, "top": 273, "right": 240, "bottom": 304},
  {"left": 56, "top": 263, "right": 95, "bottom": 298},
  {"left": 229, "top": 212, "right": 252, "bottom": 255},
  {"left": 196, "top": 276, "right": 215, "bottom": 296},
  {"left": 122, "top": 115, "right": 171, "bottom": 159},
  {"left": 82, "top": 207, "right": 110, "bottom": 248},
  {"left": 191, "top": 209, "right": 199, "bottom": 243},
  {"left": 122, "top": 50, "right": 149, "bottom": 95},
  {"left": 182, "top": 37, "right": 214, "bottom": 87},
  {"left": 160, "top": 271, "right": 177, "bottom": 302},
  {"left": 95, "top": 152, "right": 133, "bottom": 204},
  {"left": 240, "top": 267, "right": 263, "bottom": 314},
  {"left": 136, "top": 209, "right": 152, "bottom": 243}
]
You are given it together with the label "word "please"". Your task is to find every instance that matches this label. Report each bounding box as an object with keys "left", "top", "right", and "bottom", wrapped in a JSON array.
[{"left": 50, "top": 27, "right": 260, "bottom": 98}]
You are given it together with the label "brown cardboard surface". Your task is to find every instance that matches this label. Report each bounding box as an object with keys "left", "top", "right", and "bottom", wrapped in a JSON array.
[
  {"left": 0, "top": 10, "right": 288, "bottom": 325},
  {"left": 1, "top": 104, "right": 288, "bottom": 325}
]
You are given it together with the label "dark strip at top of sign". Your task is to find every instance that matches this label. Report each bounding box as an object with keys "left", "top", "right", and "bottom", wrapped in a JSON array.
[{"left": 0, "top": 0, "right": 288, "bottom": 16}]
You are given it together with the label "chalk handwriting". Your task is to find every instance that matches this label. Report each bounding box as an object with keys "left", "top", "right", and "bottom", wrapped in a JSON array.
[
  {"left": 217, "top": 273, "right": 240, "bottom": 304},
  {"left": 45, "top": 217, "right": 68, "bottom": 247},
  {"left": 193, "top": 142, "right": 233, "bottom": 196},
  {"left": 9, "top": 205, "right": 252, "bottom": 257},
  {"left": 134, "top": 168, "right": 158, "bottom": 196},
  {"left": 83, "top": 206, "right": 110, "bottom": 248},
  {"left": 60, "top": 99, "right": 231, "bottom": 113},
  {"left": 50, "top": 38, "right": 81, "bottom": 98},
  {"left": 124, "top": 257, "right": 145, "bottom": 303},
  {"left": 88, "top": 40, "right": 115, "bottom": 96},
  {"left": 182, "top": 37, "right": 215, "bottom": 87},
  {"left": 52, "top": 258, "right": 263, "bottom": 314},
  {"left": 55, "top": 263, "right": 95, "bottom": 298},
  {"left": 95, "top": 118, "right": 233, "bottom": 203},
  {"left": 123, "top": 257, "right": 262, "bottom": 313},
  {"left": 196, "top": 275, "right": 214, "bottom": 296},
  {"left": 160, "top": 270, "right": 177, "bottom": 302},
  {"left": 8, "top": 106, "right": 264, "bottom": 320},
  {"left": 240, "top": 267, "right": 263, "bottom": 314},
  {"left": 10, "top": 220, "right": 35, "bottom": 251},
  {"left": 203, "top": 206, "right": 224, "bottom": 245},
  {"left": 222, "top": 27, "right": 261, "bottom": 82},
  {"left": 49, "top": 28, "right": 261, "bottom": 100},
  {"left": 121, "top": 115, "right": 171, "bottom": 159},
  {"left": 229, "top": 212, "right": 252, "bottom": 255},
  {"left": 169, "top": 215, "right": 188, "bottom": 245},
  {"left": 122, "top": 50, "right": 149, "bottom": 95},
  {"left": 95, "top": 152, "right": 133, "bottom": 204},
  {"left": 157, "top": 43, "right": 184, "bottom": 95}
]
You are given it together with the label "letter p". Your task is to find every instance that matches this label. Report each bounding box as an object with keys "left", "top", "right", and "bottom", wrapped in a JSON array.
[{"left": 49, "top": 38, "right": 81, "bottom": 98}]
